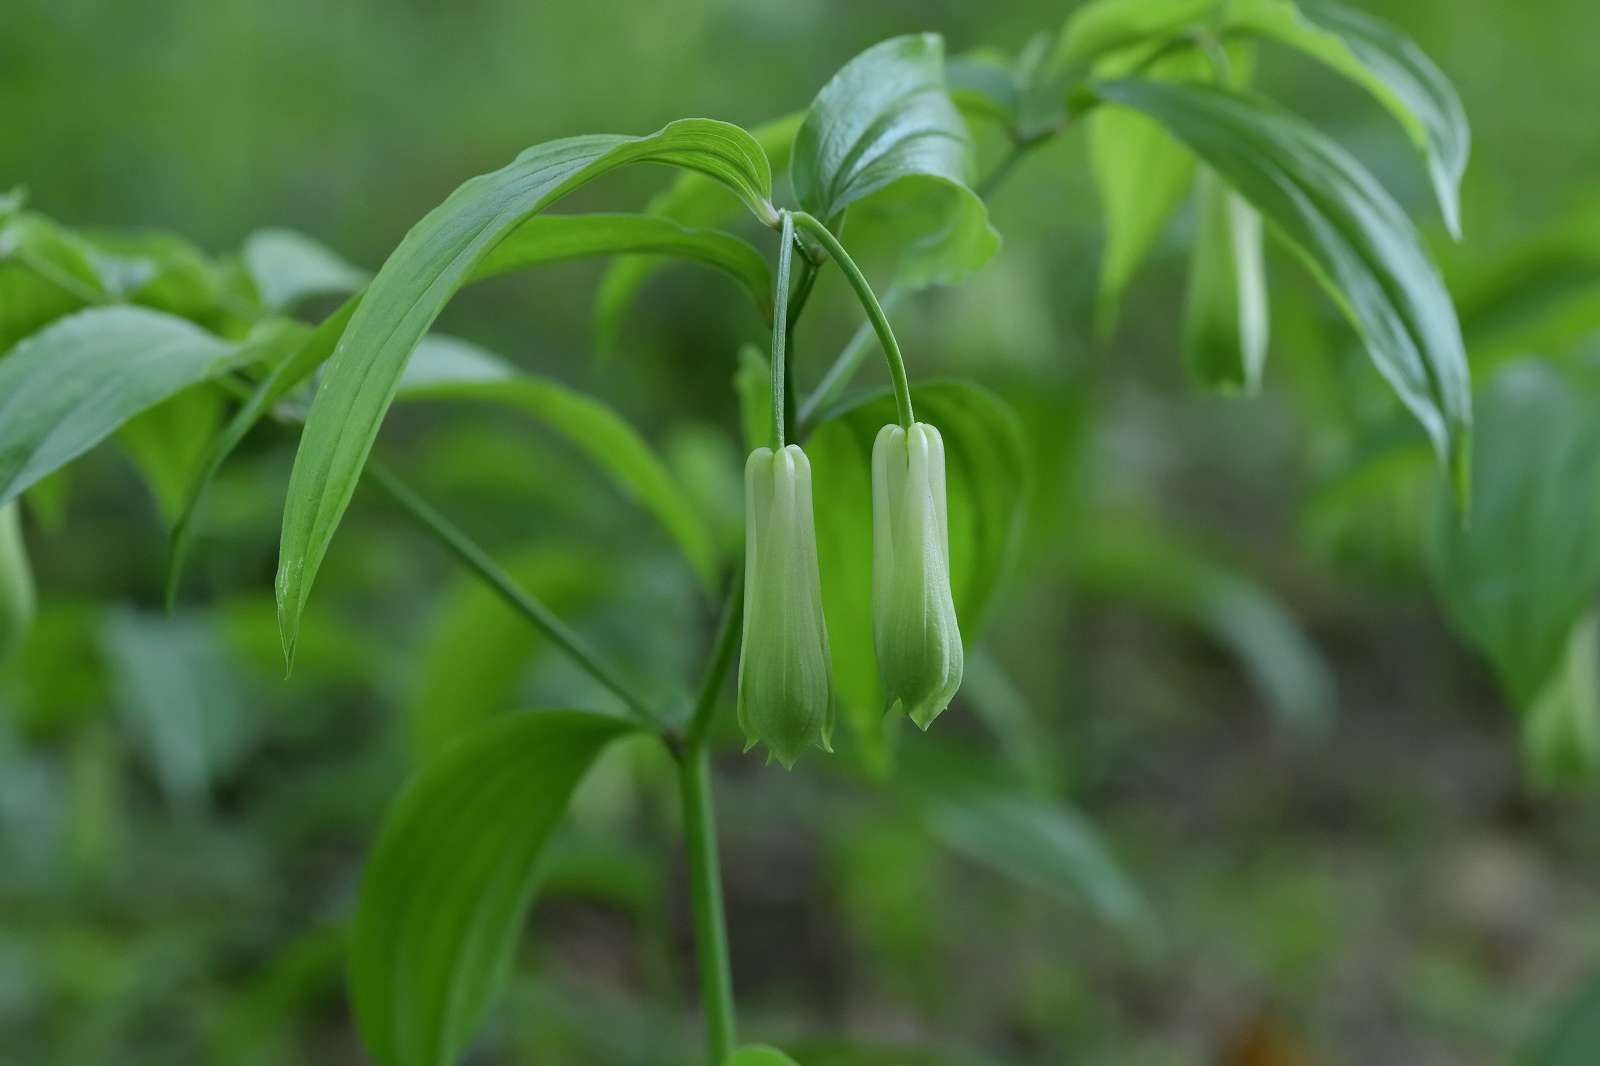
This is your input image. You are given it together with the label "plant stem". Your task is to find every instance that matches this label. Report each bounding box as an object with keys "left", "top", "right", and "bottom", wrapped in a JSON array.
[
  {"left": 687, "top": 570, "right": 744, "bottom": 748},
  {"left": 789, "top": 211, "right": 915, "bottom": 430},
  {"left": 679, "top": 743, "right": 736, "bottom": 1063},
  {"left": 770, "top": 211, "right": 796, "bottom": 449},
  {"left": 365, "top": 460, "right": 662, "bottom": 728}
]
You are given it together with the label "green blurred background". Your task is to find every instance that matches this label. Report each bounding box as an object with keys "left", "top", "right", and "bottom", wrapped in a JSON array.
[{"left": 3, "top": 1, "right": 1599, "bottom": 1063}]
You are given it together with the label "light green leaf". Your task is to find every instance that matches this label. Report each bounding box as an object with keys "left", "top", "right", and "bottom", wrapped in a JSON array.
[
  {"left": 1097, "top": 78, "right": 1471, "bottom": 501},
  {"left": 733, "top": 344, "right": 771, "bottom": 453},
  {"left": 594, "top": 113, "right": 801, "bottom": 354},
  {"left": 721, "top": 1048, "right": 800, "bottom": 1066},
  {"left": 1088, "top": 50, "right": 1206, "bottom": 331},
  {"left": 117, "top": 385, "right": 227, "bottom": 527},
  {"left": 1184, "top": 166, "right": 1270, "bottom": 391},
  {"left": 792, "top": 34, "right": 998, "bottom": 288},
  {"left": 0, "top": 211, "right": 109, "bottom": 351},
  {"left": 1232, "top": 0, "right": 1470, "bottom": 237},
  {"left": 1431, "top": 363, "right": 1600, "bottom": 756},
  {"left": 81, "top": 228, "right": 229, "bottom": 319},
  {"left": 349, "top": 709, "right": 635, "bottom": 1066},
  {"left": 1523, "top": 611, "right": 1600, "bottom": 787},
  {"left": 242, "top": 227, "right": 369, "bottom": 311},
  {"left": 0, "top": 306, "right": 260, "bottom": 506},
  {"left": 1050, "top": 0, "right": 1219, "bottom": 75},
  {"left": 0, "top": 500, "right": 34, "bottom": 663},
  {"left": 805, "top": 382, "right": 1027, "bottom": 769},
  {"left": 396, "top": 334, "right": 718, "bottom": 585},
  {"left": 276, "top": 118, "right": 774, "bottom": 665},
  {"left": 479, "top": 212, "right": 772, "bottom": 325},
  {"left": 406, "top": 548, "right": 614, "bottom": 761}
]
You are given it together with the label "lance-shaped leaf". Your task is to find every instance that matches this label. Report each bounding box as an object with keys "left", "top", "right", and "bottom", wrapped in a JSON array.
[
  {"left": 791, "top": 34, "right": 997, "bottom": 288},
  {"left": 350, "top": 709, "right": 635, "bottom": 1066},
  {"left": 242, "top": 228, "right": 369, "bottom": 311},
  {"left": 270, "top": 119, "right": 773, "bottom": 664},
  {"left": 0, "top": 306, "right": 272, "bottom": 506},
  {"left": 1231, "top": 0, "right": 1470, "bottom": 237},
  {"left": 1049, "top": 0, "right": 1219, "bottom": 75},
  {"left": 396, "top": 335, "right": 718, "bottom": 585},
  {"left": 1096, "top": 79, "right": 1471, "bottom": 501}
]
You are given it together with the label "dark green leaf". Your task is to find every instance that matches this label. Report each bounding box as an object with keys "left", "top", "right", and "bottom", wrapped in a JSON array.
[
  {"left": 242, "top": 228, "right": 369, "bottom": 311},
  {"left": 1184, "top": 166, "right": 1270, "bottom": 391},
  {"left": 1233, "top": 0, "right": 1470, "bottom": 237},
  {"left": 792, "top": 34, "right": 997, "bottom": 288},
  {"left": 396, "top": 334, "right": 718, "bottom": 584},
  {"left": 276, "top": 119, "right": 775, "bottom": 665},
  {"left": 805, "top": 382, "right": 1027, "bottom": 768},
  {"left": 1097, "top": 78, "right": 1471, "bottom": 500},
  {"left": 0, "top": 307, "right": 264, "bottom": 506},
  {"left": 1523, "top": 970, "right": 1600, "bottom": 1066},
  {"left": 349, "top": 708, "right": 635, "bottom": 1066},
  {"left": 1431, "top": 363, "right": 1600, "bottom": 770}
]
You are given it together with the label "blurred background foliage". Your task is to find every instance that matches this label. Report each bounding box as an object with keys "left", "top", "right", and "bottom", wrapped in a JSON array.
[{"left": 3, "top": 1, "right": 1600, "bottom": 1063}]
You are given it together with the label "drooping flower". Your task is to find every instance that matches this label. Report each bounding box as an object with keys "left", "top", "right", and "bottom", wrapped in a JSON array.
[
  {"left": 737, "top": 444, "right": 833, "bottom": 767},
  {"left": 872, "top": 422, "right": 962, "bottom": 729}
]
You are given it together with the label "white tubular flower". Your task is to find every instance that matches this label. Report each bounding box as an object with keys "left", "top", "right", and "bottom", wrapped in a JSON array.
[{"left": 872, "top": 422, "right": 962, "bottom": 729}]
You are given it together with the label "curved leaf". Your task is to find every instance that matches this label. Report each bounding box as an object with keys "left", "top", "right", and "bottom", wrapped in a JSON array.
[
  {"left": 1232, "top": 0, "right": 1470, "bottom": 237},
  {"left": 722, "top": 1048, "right": 801, "bottom": 1066},
  {"left": 0, "top": 211, "right": 109, "bottom": 350},
  {"left": 350, "top": 709, "right": 635, "bottom": 1066},
  {"left": 1097, "top": 78, "right": 1471, "bottom": 501},
  {"left": 0, "top": 306, "right": 264, "bottom": 506},
  {"left": 1184, "top": 166, "right": 1270, "bottom": 391},
  {"left": 1050, "top": 0, "right": 1218, "bottom": 75},
  {"left": 242, "top": 227, "right": 369, "bottom": 311},
  {"left": 594, "top": 113, "right": 801, "bottom": 353},
  {"left": 479, "top": 212, "right": 771, "bottom": 323},
  {"left": 792, "top": 34, "right": 997, "bottom": 288},
  {"left": 396, "top": 335, "right": 718, "bottom": 584},
  {"left": 266, "top": 118, "right": 771, "bottom": 663},
  {"left": 805, "top": 382, "right": 1027, "bottom": 769}
]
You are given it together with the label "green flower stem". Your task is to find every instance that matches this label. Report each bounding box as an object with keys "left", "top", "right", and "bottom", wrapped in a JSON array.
[
  {"left": 679, "top": 742, "right": 736, "bottom": 1064},
  {"left": 789, "top": 210, "right": 915, "bottom": 430},
  {"left": 364, "top": 460, "right": 663, "bottom": 728},
  {"left": 770, "top": 211, "right": 797, "bottom": 448}
]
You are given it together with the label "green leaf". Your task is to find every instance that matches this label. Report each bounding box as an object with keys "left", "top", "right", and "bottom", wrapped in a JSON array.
[
  {"left": 1088, "top": 50, "right": 1206, "bottom": 331},
  {"left": 349, "top": 708, "right": 635, "bottom": 1066},
  {"left": 1431, "top": 362, "right": 1600, "bottom": 737},
  {"left": 0, "top": 500, "right": 35, "bottom": 663},
  {"left": 792, "top": 34, "right": 998, "bottom": 288},
  {"left": 81, "top": 228, "right": 229, "bottom": 320},
  {"left": 0, "top": 211, "right": 109, "bottom": 351},
  {"left": 902, "top": 753, "right": 1155, "bottom": 947},
  {"left": 117, "top": 385, "right": 227, "bottom": 527},
  {"left": 1069, "top": 510, "right": 1334, "bottom": 731},
  {"left": 276, "top": 118, "right": 775, "bottom": 666},
  {"left": 594, "top": 113, "right": 801, "bottom": 354},
  {"left": 733, "top": 344, "right": 772, "bottom": 453},
  {"left": 1522, "top": 611, "right": 1600, "bottom": 787},
  {"left": 0, "top": 306, "right": 261, "bottom": 506},
  {"left": 405, "top": 547, "right": 614, "bottom": 761},
  {"left": 1050, "top": 0, "right": 1219, "bottom": 74},
  {"left": 242, "top": 227, "right": 369, "bottom": 311},
  {"left": 721, "top": 1048, "right": 800, "bottom": 1066},
  {"left": 395, "top": 334, "right": 719, "bottom": 585},
  {"left": 1523, "top": 970, "right": 1600, "bottom": 1066},
  {"left": 1097, "top": 78, "right": 1471, "bottom": 501},
  {"left": 1231, "top": 0, "right": 1470, "bottom": 237},
  {"left": 805, "top": 382, "right": 1027, "bottom": 769},
  {"left": 479, "top": 212, "right": 772, "bottom": 325},
  {"left": 1183, "top": 166, "right": 1270, "bottom": 391}
]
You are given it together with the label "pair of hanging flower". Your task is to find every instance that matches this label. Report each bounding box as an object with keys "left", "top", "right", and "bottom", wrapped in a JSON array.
[{"left": 734, "top": 212, "right": 963, "bottom": 767}]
